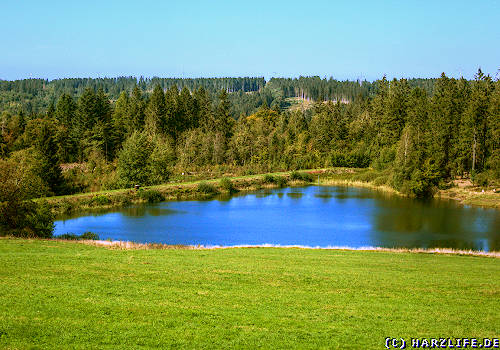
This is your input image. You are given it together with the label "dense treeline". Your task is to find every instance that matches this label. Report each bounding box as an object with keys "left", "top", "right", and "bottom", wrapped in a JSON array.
[
  {"left": 0, "top": 77, "right": 266, "bottom": 97},
  {"left": 0, "top": 75, "right": 438, "bottom": 116},
  {"left": 268, "top": 77, "right": 437, "bottom": 102},
  {"left": 0, "top": 77, "right": 265, "bottom": 115},
  {"left": 1, "top": 70, "right": 499, "bottom": 236}
]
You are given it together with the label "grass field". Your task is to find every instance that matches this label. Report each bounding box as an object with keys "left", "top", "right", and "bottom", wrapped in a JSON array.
[{"left": 0, "top": 239, "right": 498, "bottom": 349}]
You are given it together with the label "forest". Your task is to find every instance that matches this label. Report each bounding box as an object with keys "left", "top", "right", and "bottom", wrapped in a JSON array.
[{"left": 0, "top": 71, "right": 498, "bottom": 236}]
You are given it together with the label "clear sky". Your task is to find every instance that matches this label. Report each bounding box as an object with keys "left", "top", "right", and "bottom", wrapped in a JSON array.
[{"left": 1, "top": 0, "right": 499, "bottom": 81}]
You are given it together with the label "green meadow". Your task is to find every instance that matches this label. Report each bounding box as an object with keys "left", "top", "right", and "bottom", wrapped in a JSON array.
[{"left": 0, "top": 239, "right": 498, "bottom": 349}]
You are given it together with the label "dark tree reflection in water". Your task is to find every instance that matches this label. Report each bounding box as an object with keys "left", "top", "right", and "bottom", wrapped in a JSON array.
[{"left": 55, "top": 186, "right": 500, "bottom": 251}]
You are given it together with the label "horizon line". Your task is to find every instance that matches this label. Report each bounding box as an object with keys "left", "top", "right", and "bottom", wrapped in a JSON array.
[{"left": 1, "top": 71, "right": 494, "bottom": 83}]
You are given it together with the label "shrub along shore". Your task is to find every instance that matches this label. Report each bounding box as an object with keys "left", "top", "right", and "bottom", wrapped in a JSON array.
[{"left": 42, "top": 167, "right": 499, "bottom": 217}]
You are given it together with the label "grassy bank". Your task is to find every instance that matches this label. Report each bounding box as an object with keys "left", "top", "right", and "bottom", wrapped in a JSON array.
[
  {"left": 0, "top": 238, "right": 498, "bottom": 349},
  {"left": 437, "top": 185, "right": 500, "bottom": 209}
]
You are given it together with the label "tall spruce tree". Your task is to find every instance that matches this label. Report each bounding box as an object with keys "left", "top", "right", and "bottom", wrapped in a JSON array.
[
  {"left": 428, "top": 73, "right": 460, "bottom": 177},
  {"left": 90, "top": 89, "right": 114, "bottom": 160},
  {"left": 461, "top": 69, "right": 492, "bottom": 173},
  {"left": 55, "top": 93, "right": 77, "bottom": 127},
  {"left": 130, "top": 85, "right": 145, "bottom": 130},
  {"left": 177, "top": 86, "right": 196, "bottom": 130},
  {"left": 194, "top": 86, "right": 213, "bottom": 132},
  {"left": 164, "top": 85, "right": 179, "bottom": 140},
  {"left": 381, "top": 78, "right": 409, "bottom": 146},
  {"left": 33, "top": 119, "right": 64, "bottom": 195},
  {"left": 145, "top": 84, "right": 166, "bottom": 135},
  {"left": 215, "top": 90, "right": 233, "bottom": 139},
  {"left": 112, "top": 91, "right": 131, "bottom": 147},
  {"left": 55, "top": 93, "right": 78, "bottom": 161}
]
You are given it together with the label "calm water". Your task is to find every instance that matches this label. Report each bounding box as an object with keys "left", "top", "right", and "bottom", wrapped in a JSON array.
[{"left": 54, "top": 186, "right": 500, "bottom": 251}]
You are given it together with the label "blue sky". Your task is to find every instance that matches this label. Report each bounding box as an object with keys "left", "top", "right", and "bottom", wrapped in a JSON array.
[{"left": 1, "top": 0, "right": 499, "bottom": 81}]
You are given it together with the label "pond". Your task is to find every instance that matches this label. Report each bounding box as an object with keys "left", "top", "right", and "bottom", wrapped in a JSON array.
[{"left": 54, "top": 186, "right": 500, "bottom": 251}]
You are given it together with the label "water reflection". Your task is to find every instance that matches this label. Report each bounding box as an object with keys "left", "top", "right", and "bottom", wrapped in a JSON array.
[
  {"left": 314, "top": 193, "right": 333, "bottom": 198},
  {"left": 255, "top": 190, "right": 274, "bottom": 198},
  {"left": 55, "top": 186, "right": 500, "bottom": 251},
  {"left": 57, "top": 205, "right": 183, "bottom": 221},
  {"left": 370, "top": 195, "right": 500, "bottom": 250},
  {"left": 123, "top": 206, "right": 183, "bottom": 217}
]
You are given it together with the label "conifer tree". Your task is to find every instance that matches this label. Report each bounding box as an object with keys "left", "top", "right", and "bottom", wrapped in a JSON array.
[
  {"left": 145, "top": 85, "right": 166, "bottom": 135},
  {"left": 486, "top": 80, "right": 500, "bottom": 178},
  {"left": 381, "top": 78, "right": 409, "bottom": 146},
  {"left": 164, "top": 85, "right": 179, "bottom": 139},
  {"left": 90, "top": 89, "right": 114, "bottom": 160},
  {"left": 0, "top": 132, "right": 6, "bottom": 158},
  {"left": 112, "top": 91, "right": 130, "bottom": 146},
  {"left": 215, "top": 90, "right": 233, "bottom": 139},
  {"left": 177, "top": 86, "right": 195, "bottom": 130},
  {"left": 461, "top": 69, "right": 492, "bottom": 173},
  {"left": 130, "top": 85, "right": 145, "bottom": 130},
  {"left": 428, "top": 73, "right": 460, "bottom": 177},
  {"left": 76, "top": 87, "right": 98, "bottom": 131},
  {"left": 194, "top": 87, "right": 213, "bottom": 132},
  {"left": 46, "top": 102, "right": 56, "bottom": 119},
  {"left": 54, "top": 93, "right": 78, "bottom": 161},
  {"left": 55, "top": 93, "right": 77, "bottom": 127},
  {"left": 33, "top": 119, "right": 64, "bottom": 195}
]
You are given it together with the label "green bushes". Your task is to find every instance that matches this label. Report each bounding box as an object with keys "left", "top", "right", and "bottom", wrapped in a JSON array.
[
  {"left": 149, "top": 136, "right": 175, "bottom": 185},
  {"left": 350, "top": 169, "right": 394, "bottom": 188},
  {"left": 263, "top": 174, "right": 276, "bottom": 184},
  {"left": 290, "top": 171, "right": 314, "bottom": 182},
  {"left": 58, "top": 232, "right": 100, "bottom": 240},
  {"left": 471, "top": 171, "right": 489, "bottom": 187},
  {"left": 289, "top": 171, "right": 301, "bottom": 181},
  {"left": 0, "top": 200, "right": 54, "bottom": 238},
  {"left": 24, "top": 201, "right": 54, "bottom": 238},
  {"left": 352, "top": 170, "right": 380, "bottom": 183},
  {"left": 372, "top": 175, "right": 389, "bottom": 186},
  {"left": 263, "top": 174, "right": 287, "bottom": 187},
  {"left": 114, "top": 193, "right": 132, "bottom": 206},
  {"left": 329, "top": 151, "right": 371, "bottom": 168},
  {"left": 373, "top": 147, "right": 396, "bottom": 171},
  {"left": 57, "top": 200, "right": 74, "bottom": 214},
  {"left": 302, "top": 173, "right": 314, "bottom": 182},
  {"left": 197, "top": 182, "right": 218, "bottom": 195},
  {"left": 117, "top": 131, "right": 154, "bottom": 186},
  {"left": 220, "top": 178, "right": 237, "bottom": 194},
  {"left": 91, "top": 195, "right": 111, "bottom": 206},
  {"left": 117, "top": 132, "right": 173, "bottom": 187},
  {"left": 137, "top": 189, "right": 165, "bottom": 203},
  {"left": 275, "top": 176, "right": 288, "bottom": 188},
  {"left": 396, "top": 167, "right": 440, "bottom": 198},
  {"left": 264, "top": 172, "right": 312, "bottom": 185},
  {"left": 0, "top": 159, "right": 55, "bottom": 238}
]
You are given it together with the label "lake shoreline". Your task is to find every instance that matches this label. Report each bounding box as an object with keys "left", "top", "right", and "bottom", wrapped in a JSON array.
[
  {"left": 41, "top": 167, "right": 499, "bottom": 217},
  {"left": 45, "top": 168, "right": 352, "bottom": 216},
  {"left": 11, "top": 237, "right": 496, "bottom": 258}
]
